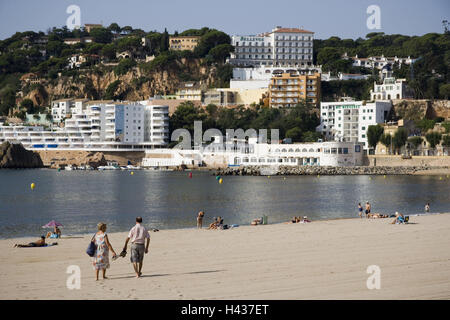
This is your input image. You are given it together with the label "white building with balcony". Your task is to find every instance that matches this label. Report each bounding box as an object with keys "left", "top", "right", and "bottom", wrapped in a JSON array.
[
  {"left": 230, "top": 26, "right": 314, "bottom": 68},
  {"left": 370, "top": 77, "right": 414, "bottom": 100},
  {"left": 142, "top": 138, "right": 364, "bottom": 168},
  {"left": 0, "top": 102, "right": 169, "bottom": 151},
  {"left": 317, "top": 101, "right": 392, "bottom": 150}
]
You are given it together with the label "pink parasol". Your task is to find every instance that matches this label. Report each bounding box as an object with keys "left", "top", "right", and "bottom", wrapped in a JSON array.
[{"left": 42, "top": 220, "right": 63, "bottom": 228}]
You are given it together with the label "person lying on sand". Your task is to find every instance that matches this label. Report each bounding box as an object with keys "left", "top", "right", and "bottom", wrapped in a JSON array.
[
  {"left": 14, "top": 236, "right": 46, "bottom": 248},
  {"left": 300, "top": 216, "right": 311, "bottom": 223},
  {"left": 251, "top": 217, "right": 263, "bottom": 225},
  {"left": 367, "top": 213, "right": 389, "bottom": 219}
]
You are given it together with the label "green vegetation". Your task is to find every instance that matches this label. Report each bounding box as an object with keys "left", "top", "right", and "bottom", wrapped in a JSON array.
[
  {"left": 415, "top": 118, "right": 436, "bottom": 133},
  {"left": 314, "top": 32, "right": 450, "bottom": 99},
  {"left": 425, "top": 132, "right": 442, "bottom": 149},
  {"left": 392, "top": 127, "right": 408, "bottom": 154},
  {"left": 169, "top": 101, "right": 320, "bottom": 143},
  {"left": 114, "top": 58, "right": 136, "bottom": 75},
  {"left": 367, "top": 124, "right": 384, "bottom": 149},
  {"left": 442, "top": 135, "right": 450, "bottom": 147},
  {"left": 408, "top": 136, "right": 423, "bottom": 149},
  {"left": 380, "top": 133, "right": 392, "bottom": 148}
]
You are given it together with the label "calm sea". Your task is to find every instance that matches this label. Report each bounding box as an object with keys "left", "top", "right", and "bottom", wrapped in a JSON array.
[{"left": 0, "top": 169, "right": 449, "bottom": 239}]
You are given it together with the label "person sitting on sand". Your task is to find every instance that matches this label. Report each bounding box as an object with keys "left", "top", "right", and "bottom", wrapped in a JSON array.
[
  {"left": 208, "top": 217, "right": 219, "bottom": 230},
  {"left": 197, "top": 211, "right": 205, "bottom": 229},
  {"left": 46, "top": 226, "right": 61, "bottom": 239},
  {"left": 14, "top": 236, "right": 46, "bottom": 248},
  {"left": 391, "top": 212, "right": 405, "bottom": 224},
  {"left": 300, "top": 216, "right": 311, "bottom": 223},
  {"left": 251, "top": 217, "right": 263, "bottom": 225}
]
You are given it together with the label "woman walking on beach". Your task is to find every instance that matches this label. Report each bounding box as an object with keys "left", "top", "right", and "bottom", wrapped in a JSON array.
[
  {"left": 93, "top": 223, "right": 116, "bottom": 281},
  {"left": 358, "top": 203, "right": 363, "bottom": 218}
]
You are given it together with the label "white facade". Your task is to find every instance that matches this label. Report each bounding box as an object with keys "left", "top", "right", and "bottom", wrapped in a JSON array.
[
  {"left": 370, "top": 77, "right": 413, "bottom": 100},
  {"left": 0, "top": 103, "right": 169, "bottom": 151},
  {"left": 344, "top": 54, "right": 417, "bottom": 70},
  {"left": 317, "top": 101, "right": 392, "bottom": 150},
  {"left": 230, "top": 27, "right": 314, "bottom": 68},
  {"left": 51, "top": 99, "right": 73, "bottom": 122},
  {"left": 230, "top": 65, "right": 321, "bottom": 89},
  {"left": 142, "top": 140, "right": 364, "bottom": 168}
]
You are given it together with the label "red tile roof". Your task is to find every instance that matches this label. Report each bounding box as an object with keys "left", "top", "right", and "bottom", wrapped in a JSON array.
[{"left": 272, "top": 28, "right": 314, "bottom": 34}]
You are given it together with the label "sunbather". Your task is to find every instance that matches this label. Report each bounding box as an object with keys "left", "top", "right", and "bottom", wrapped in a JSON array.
[
  {"left": 367, "top": 213, "right": 389, "bottom": 219},
  {"left": 14, "top": 236, "right": 46, "bottom": 248},
  {"left": 251, "top": 217, "right": 263, "bottom": 225}
]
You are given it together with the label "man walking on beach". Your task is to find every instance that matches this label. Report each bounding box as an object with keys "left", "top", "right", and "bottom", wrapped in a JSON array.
[
  {"left": 122, "top": 217, "right": 150, "bottom": 278},
  {"left": 365, "top": 202, "right": 371, "bottom": 218}
]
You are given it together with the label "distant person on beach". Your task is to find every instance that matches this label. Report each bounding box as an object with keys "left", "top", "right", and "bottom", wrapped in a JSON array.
[
  {"left": 122, "top": 217, "right": 150, "bottom": 278},
  {"left": 208, "top": 216, "right": 224, "bottom": 230},
  {"left": 365, "top": 202, "right": 371, "bottom": 218},
  {"left": 425, "top": 203, "right": 430, "bottom": 213},
  {"left": 92, "top": 223, "right": 117, "bottom": 281},
  {"left": 391, "top": 212, "right": 405, "bottom": 224},
  {"left": 300, "top": 216, "right": 311, "bottom": 223},
  {"left": 197, "top": 211, "right": 205, "bottom": 229},
  {"left": 358, "top": 203, "right": 363, "bottom": 218},
  {"left": 367, "top": 213, "right": 389, "bottom": 219},
  {"left": 46, "top": 226, "right": 61, "bottom": 239},
  {"left": 14, "top": 236, "right": 46, "bottom": 248},
  {"left": 251, "top": 217, "right": 263, "bottom": 225}
]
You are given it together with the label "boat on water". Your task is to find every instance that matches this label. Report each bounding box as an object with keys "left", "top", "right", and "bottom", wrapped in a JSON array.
[{"left": 65, "top": 164, "right": 74, "bottom": 171}]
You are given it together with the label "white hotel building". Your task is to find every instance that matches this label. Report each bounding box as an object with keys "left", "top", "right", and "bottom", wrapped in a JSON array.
[
  {"left": 229, "top": 26, "right": 314, "bottom": 68},
  {"left": 142, "top": 138, "right": 364, "bottom": 168},
  {"left": 317, "top": 101, "right": 392, "bottom": 150},
  {"left": 0, "top": 103, "right": 169, "bottom": 151}
]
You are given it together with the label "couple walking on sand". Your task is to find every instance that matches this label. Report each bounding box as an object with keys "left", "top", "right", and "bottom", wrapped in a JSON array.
[{"left": 92, "top": 216, "right": 151, "bottom": 280}]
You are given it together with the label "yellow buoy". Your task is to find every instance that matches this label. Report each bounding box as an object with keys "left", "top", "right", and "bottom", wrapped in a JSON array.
[
  {"left": 383, "top": 175, "right": 386, "bottom": 178},
  {"left": 268, "top": 176, "right": 270, "bottom": 178},
  {"left": 317, "top": 174, "right": 320, "bottom": 178},
  {"left": 439, "top": 176, "right": 443, "bottom": 180},
  {"left": 30, "top": 183, "right": 35, "bottom": 190},
  {"left": 219, "top": 178, "right": 223, "bottom": 184},
  {"left": 131, "top": 171, "right": 134, "bottom": 175}
]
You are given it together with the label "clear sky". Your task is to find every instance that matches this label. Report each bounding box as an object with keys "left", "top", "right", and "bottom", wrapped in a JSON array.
[{"left": 0, "top": 0, "right": 448, "bottom": 40}]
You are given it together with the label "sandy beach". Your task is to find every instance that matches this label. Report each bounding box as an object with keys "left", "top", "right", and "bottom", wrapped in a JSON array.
[{"left": 1, "top": 213, "right": 450, "bottom": 300}]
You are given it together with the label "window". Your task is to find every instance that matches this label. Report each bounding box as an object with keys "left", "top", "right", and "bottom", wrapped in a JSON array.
[{"left": 343, "top": 148, "right": 349, "bottom": 154}]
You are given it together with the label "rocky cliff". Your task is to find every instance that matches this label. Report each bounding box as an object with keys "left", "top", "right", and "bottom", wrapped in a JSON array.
[
  {"left": 392, "top": 99, "right": 450, "bottom": 121},
  {"left": 0, "top": 142, "right": 44, "bottom": 168},
  {"left": 24, "top": 58, "right": 217, "bottom": 106}
]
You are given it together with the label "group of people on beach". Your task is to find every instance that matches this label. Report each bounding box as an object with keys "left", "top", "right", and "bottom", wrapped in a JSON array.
[
  {"left": 13, "top": 225, "right": 61, "bottom": 248},
  {"left": 357, "top": 201, "right": 431, "bottom": 223}
]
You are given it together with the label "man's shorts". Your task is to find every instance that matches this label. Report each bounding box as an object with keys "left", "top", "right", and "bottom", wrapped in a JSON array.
[{"left": 130, "top": 243, "right": 145, "bottom": 263}]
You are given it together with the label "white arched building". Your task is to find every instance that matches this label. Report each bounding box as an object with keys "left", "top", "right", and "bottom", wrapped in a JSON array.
[{"left": 142, "top": 139, "right": 364, "bottom": 168}]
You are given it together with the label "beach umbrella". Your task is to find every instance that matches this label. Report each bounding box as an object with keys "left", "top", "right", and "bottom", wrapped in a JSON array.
[{"left": 42, "top": 220, "right": 63, "bottom": 228}]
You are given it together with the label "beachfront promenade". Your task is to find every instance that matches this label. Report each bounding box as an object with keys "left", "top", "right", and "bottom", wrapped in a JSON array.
[{"left": 1, "top": 213, "right": 450, "bottom": 300}]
